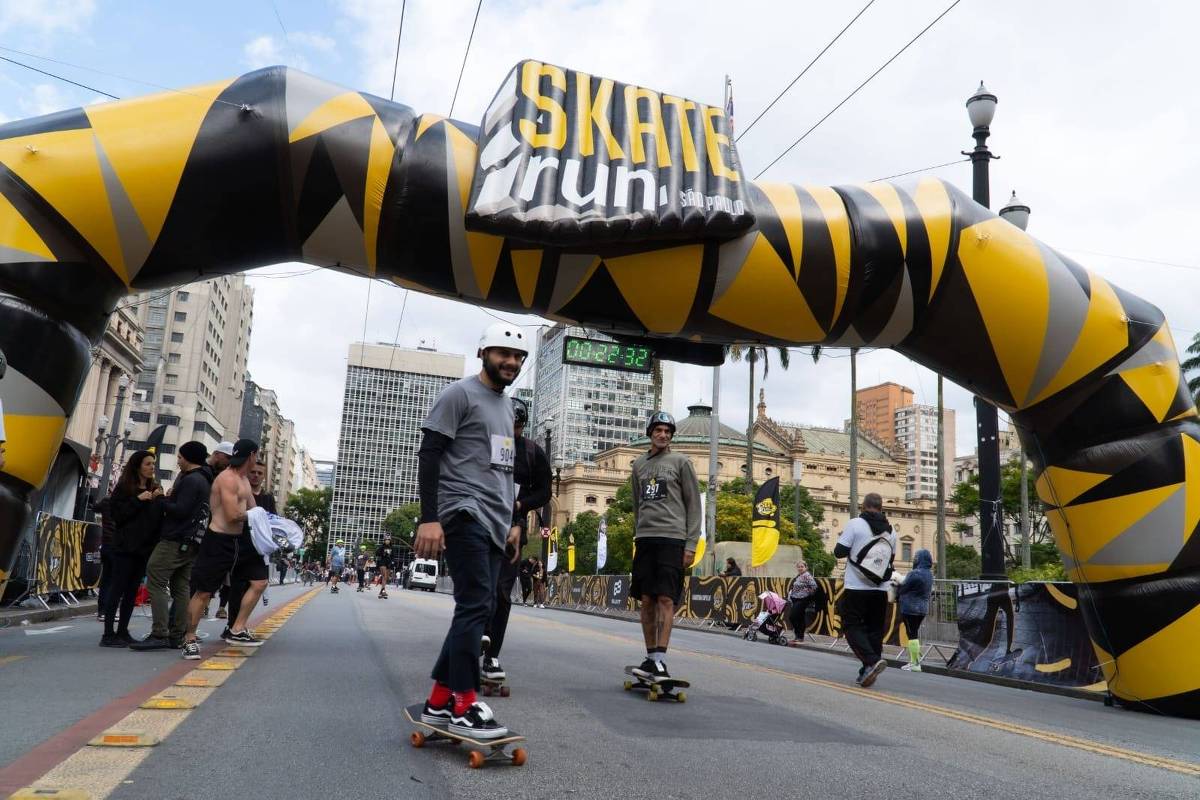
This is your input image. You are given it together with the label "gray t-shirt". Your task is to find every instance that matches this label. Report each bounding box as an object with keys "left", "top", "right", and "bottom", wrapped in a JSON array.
[
  {"left": 422, "top": 375, "right": 515, "bottom": 551},
  {"left": 837, "top": 516, "right": 897, "bottom": 591}
]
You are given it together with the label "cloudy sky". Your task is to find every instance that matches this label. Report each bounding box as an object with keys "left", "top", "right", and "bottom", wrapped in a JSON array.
[{"left": 0, "top": 1, "right": 1195, "bottom": 460}]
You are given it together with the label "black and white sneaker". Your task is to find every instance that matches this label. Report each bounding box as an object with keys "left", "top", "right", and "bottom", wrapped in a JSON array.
[
  {"left": 225, "top": 629, "right": 264, "bottom": 647},
  {"left": 182, "top": 640, "right": 201, "bottom": 660},
  {"left": 482, "top": 658, "right": 505, "bottom": 680},
  {"left": 449, "top": 702, "right": 508, "bottom": 739},
  {"left": 220, "top": 626, "right": 233, "bottom": 642},
  {"left": 632, "top": 658, "right": 657, "bottom": 679},
  {"left": 860, "top": 660, "right": 886, "bottom": 688},
  {"left": 649, "top": 660, "right": 670, "bottom": 681},
  {"left": 420, "top": 698, "right": 453, "bottom": 728}
]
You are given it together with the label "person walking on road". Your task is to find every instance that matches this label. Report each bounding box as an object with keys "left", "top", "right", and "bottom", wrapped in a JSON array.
[
  {"left": 414, "top": 322, "right": 527, "bottom": 740},
  {"left": 181, "top": 439, "right": 261, "bottom": 659},
  {"left": 132, "top": 442, "right": 211, "bottom": 651},
  {"left": 328, "top": 540, "right": 346, "bottom": 592},
  {"left": 786, "top": 559, "right": 819, "bottom": 643},
  {"left": 518, "top": 557, "right": 534, "bottom": 605},
  {"left": 833, "top": 492, "right": 897, "bottom": 687},
  {"left": 220, "top": 455, "right": 272, "bottom": 639},
  {"left": 100, "top": 451, "right": 163, "bottom": 648},
  {"left": 629, "top": 411, "right": 701, "bottom": 682},
  {"left": 375, "top": 534, "right": 397, "bottom": 599},
  {"left": 531, "top": 557, "right": 546, "bottom": 608},
  {"left": 895, "top": 548, "right": 934, "bottom": 671},
  {"left": 482, "top": 396, "right": 551, "bottom": 683},
  {"left": 355, "top": 545, "right": 369, "bottom": 592}
]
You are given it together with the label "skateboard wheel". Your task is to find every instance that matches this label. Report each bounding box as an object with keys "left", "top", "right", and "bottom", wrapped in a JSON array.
[
  {"left": 676, "top": 691, "right": 687, "bottom": 703},
  {"left": 482, "top": 685, "right": 492, "bottom": 697},
  {"left": 511, "top": 747, "right": 527, "bottom": 766},
  {"left": 623, "top": 680, "right": 633, "bottom": 691},
  {"left": 499, "top": 685, "right": 511, "bottom": 697},
  {"left": 646, "top": 690, "right": 657, "bottom": 701},
  {"left": 410, "top": 732, "right": 426, "bottom": 748},
  {"left": 469, "top": 750, "right": 486, "bottom": 769}
]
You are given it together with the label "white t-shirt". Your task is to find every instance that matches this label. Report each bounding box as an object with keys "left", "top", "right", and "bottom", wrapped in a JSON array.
[{"left": 838, "top": 516, "right": 897, "bottom": 591}]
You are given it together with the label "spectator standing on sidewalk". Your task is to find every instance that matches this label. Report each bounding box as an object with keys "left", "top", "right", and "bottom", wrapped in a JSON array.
[
  {"left": 100, "top": 451, "right": 163, "bottom": 648},
  {"left": 132, "top": 442, "right": 212, "bottom": 651},
  {"left": 833, "top": 492, "right": 897, "bottom": 688},
  {"left": 895, "top": 548, "right": 934, "bottom": 671},
  {"left": 222, "top": 458, "right": 276, "bottom": 627},
  {"left": 786, "top": 560, "right": 819, "bottom": 643},
  {"left": 518, "top": 557, "right": 534, "bottom": 605}
]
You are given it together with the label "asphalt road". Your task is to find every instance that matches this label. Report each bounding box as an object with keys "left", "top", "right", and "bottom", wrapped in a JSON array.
[{"left": 2, "top": 583, "right": 1198, "bottom": 799}]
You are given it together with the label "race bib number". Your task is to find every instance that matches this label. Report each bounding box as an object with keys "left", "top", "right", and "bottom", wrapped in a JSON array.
[
  {"left": 642, "top": 478, "right": 667, "bottom": 502},
  {"left": 491, "top": 434, "right": 515, "bottom": 472}
]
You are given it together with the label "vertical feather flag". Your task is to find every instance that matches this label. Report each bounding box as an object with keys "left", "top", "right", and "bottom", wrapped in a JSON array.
[
  {"left": 689, "top": 491, "right": 706, "bottom": 568},
  {"left": 547, "top": 526, "right": 558, "bottom": 572},
  {"left": 568, "top": 530, "right": 575, "bottom": 573},
  {"left": 751, "top": 476, "right": 781, "bottom": 567},
  {"left": 597, "top": 517, "right": 607, "bottom": 570}
]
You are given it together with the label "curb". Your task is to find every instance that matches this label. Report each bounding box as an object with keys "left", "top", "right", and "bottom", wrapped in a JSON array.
[{"left": 1, "top": 600, "right": 99, "bottom": 628}]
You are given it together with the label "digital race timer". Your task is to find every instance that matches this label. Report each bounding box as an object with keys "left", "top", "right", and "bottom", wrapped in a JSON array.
[{"left": 562, "top": 335, "right": 654, "bottom": 373}]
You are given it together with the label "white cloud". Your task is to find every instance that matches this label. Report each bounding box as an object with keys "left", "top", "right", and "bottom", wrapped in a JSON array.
[
  {"left": 18, "top": 83, "right": 72, "bottom": 116},
  {"left": 0, "top": 0, "right": 96, "bottom": 35},
  {"left": 244, "top": 30, "right": 340, "bottom": 71},
  {"left": 244, "top": 35, "right": 287, "bottom": 70}
]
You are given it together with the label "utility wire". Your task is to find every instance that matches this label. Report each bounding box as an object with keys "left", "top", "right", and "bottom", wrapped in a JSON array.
[
  {"left": 735, "top": 0, "right": 877, "bottom": 143},
  {"left": 448, "top": 0, "right": 484, "bottom": 118},
  {"left": 389, "top": 0, "right": 407, "bottom": 101},
  {"left": 268, "top": 0, "right": 295, "bottom": 62},
  {"left": 0, "top": 53, "right": 118, "bottom": 99},
  {"left": 753, "top": 0, "right": 964, "bottom": 181},
  {"left": 1058, "top": 247, "right": 1200, "bottom": 275},
  {"left": 871, "top": 157, "right": 969, "bottom": 183}
]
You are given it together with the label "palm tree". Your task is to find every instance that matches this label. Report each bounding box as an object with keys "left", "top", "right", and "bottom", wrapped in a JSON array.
[
  {"left": 1183, "top": 331, "right": 1200, "bottom": 404},
  {"left": 728, "top": 345, "right": 793, "bottom": 495}
]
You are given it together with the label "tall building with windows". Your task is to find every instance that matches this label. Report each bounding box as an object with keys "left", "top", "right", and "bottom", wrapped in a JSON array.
[
  {"left": 855, "top": 382, "right": 915, "bottom": 449},
  {"left": 532, "top": 324, "right": 668, "bottom": 467},
  {"left": 894, "top": 403, "right": 956, "bottom": 501},
  {"left": 239, "top": 379, "right": 299, "bottom": 508},
  {"left": 314, "top": 459, "right": 336, "bottom": 489},
  {"left": 127, "top": 276, "right": 253, "bottom": 486},
  {"left": 328, "top": 343, "right": 464, "bottom": 549}
]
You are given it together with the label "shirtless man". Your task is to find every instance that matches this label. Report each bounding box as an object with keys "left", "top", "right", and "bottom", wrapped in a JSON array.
[{"left": 180, "top": 439, "right": 259, "bottom": 659}]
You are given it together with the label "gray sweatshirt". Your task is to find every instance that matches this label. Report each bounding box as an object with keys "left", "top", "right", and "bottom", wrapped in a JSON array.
[{"left": 630, "top": 447, "right": 702, "bottom": 550}]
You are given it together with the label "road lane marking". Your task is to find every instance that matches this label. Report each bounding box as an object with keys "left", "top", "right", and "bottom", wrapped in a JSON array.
[{"left": 0, "top": 655, "right": 28, "bottom": 666}]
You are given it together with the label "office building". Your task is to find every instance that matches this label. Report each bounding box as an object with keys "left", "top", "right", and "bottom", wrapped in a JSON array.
[
  {"left": 894, "top": 403, "right": 956, "bottom": 501},
  {"left": 314, "top": 459, "right": 336, "bottom": 489},
  {"left": 855, "top": 382, "right": 915, "bottom": 449},
  {"left": 328, "top": 343, "right": 464, "bottom": 548}
]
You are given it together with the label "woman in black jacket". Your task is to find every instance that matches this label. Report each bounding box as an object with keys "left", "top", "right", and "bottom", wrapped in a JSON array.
[{"left": 100, "top": 450, "right": 163, "bottom": 647}]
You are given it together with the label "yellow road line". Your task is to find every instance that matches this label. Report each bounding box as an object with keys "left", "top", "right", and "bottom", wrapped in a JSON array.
[
  {"left": 406, "top": 592, "right": 1200, "bottom": 778},
  {"left": 0, "top": 655, "right": 28, "bottom": 667}
]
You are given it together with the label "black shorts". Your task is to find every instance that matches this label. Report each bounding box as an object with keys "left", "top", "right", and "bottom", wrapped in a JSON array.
[
  {"left": 231, "top": 533, "right": 269, "bottom": 583},
  {"left": 630, "top": 539, "right": 685, "bottom": 601},
  {"left": 190, "top": 531, "right": 239, "bottom": 595}
]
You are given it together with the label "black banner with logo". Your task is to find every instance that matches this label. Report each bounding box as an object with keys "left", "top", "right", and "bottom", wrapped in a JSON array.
[
  {"left": 466, "top": 60, "right": 755, "bottom": 246},
  {"left": 35, "top": 513, "right": 102, "bottom": 594}
]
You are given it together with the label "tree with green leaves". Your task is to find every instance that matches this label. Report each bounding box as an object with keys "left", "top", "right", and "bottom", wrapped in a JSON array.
[
  {"left": 944, "top": 543, "right": 982, "bottom": 579},
  {"left": 951, "top": 457, "right": 1056, "bottom": 571},
  {"left": 382, "top": 502, "right": 421, "bottom": 545},
  {"left": 284, "top": 487, "right": 332, "bottom": 556}
]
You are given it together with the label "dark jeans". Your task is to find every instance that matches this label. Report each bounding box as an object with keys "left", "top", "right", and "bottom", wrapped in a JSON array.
[
  {"left": 103, "top": 552, "right": 147, "bottom": 636},
  {"left": 903, "top": 613, "right": 925, "bottom": 640},
  {"left": 838, "top": 589, "right": 888, "bottom": 669},
  {"left": 431, "top": 514, "right": 503, "bottom": 692},
  {"left": 484, "top": 557, "right": 519, "bottom": 659},
  {"left": 97, "top": 546, "right": 115, "bottom": 613},
  {"left": 788, "top": 598, "right": 811, "bottom": 641},
  {"left": 519, "top": 576, "right": 532, "bottom": 603}
]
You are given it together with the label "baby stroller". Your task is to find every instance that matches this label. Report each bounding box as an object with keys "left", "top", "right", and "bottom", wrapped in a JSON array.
[{"left": 743, "top": 591, "right": 788, "bottom": 645}]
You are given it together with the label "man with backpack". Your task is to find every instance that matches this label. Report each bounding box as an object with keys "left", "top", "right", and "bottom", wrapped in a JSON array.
[
  {"left": 132, "top": 441, "right": 212, "bottom": 651},
  {"left": 833, "top": 492, "right": 897, "bottom": 688}
]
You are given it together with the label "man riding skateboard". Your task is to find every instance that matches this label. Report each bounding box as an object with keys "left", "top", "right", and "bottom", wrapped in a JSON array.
[
  {"left": 629, "top": 411, "right": 701, "bottom": 681},
  {"left": 414, "top": 322, "right": 526, "bottom": 740}
]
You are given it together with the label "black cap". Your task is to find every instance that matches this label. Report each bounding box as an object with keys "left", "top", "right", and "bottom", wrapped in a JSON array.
[
  {"left": 229, "top": 438, "right": 259, "bottom": 466},
  {"left": 179, "top": 441, "right": 208, "bottom": 465}
]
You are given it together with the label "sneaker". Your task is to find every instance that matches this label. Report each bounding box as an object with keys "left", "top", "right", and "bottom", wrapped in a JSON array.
[
  {"left": 182, "top": 640, "right": 201, "bottom": 660},
  {"left": 215, "top": 607, "right": 227, "bottom": 619},
  {"left": 116, "top": 630, "right": 136, "bottom": 645},
  {"left": 449, "top": 702, "right": 508, "bottom": 739},
  {"left": 225, "top": 629, "right": 264, "bottom": 647},
  {"left": 860, "top": 660, "right": 887, "bottom": 688},
  {"left": 482, "top": 658, "right": 505, "bottom": 680},
  {"left": 420, "top": 698, "right": 453, "bottom": 728},
  {"left": 99, "top": 634, "right": 127, "bottom": 648},
  {"left": 220, "top": 626, "right": 233, "bottom": 642},
  {"left": 855, "top": 667, "right": 866, "bottom": 686},
  {"left": 649, "top": 660, "right": 670, "bottom": 681},
  {"left": 129, "top": 635, "right": 172, "bottom": 651},
  {"left": 379, "top": 591, "right": 388, "bottom": 599},
  {"left": 632, "top": 658, "right": 658, "bottom": 679}
]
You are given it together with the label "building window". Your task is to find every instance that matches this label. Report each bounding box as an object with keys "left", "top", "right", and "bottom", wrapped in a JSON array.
[
  {"left": 129, "top": 410, "right": 151, "bottom": 422},
  {"left": 157, "top": 469, "right": 174, "bottom": 481},
  {"left": 148, "top": 310, "right": 166, "bottom": 325},
  {"left": 170, "top": 332, "right": 184, "bottom": 343},
  {"left": 605, "top": 497, "right": 614, "bottom": 506},
  {"left": 585, "top": 495, "right": 597, "bottom": 505},
  {"left": 162, "top": 395, "right": 175, "bottom": 405},
  {"left": 901, "top": 538, "right": 914, "bottom": 562},
  {"left": 174, "top": 311, "right": 187, "bottom": 322},
  {"left": 177, "top": 291, "right": 189, "bottom": 301},
  {"left": 157, "top": 414, "right": 181, "bottom": 426},
  {"left": 167, "top": 353, "right": 181, "bottom": 364},
  {"left": 165, "top": 373, "right": 178, "bottom": 386},
  {"left": 158, "top": 443, "right": 176, "bottom": 455}
]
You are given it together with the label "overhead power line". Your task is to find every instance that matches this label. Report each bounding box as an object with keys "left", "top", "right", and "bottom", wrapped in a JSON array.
[
  {"left": 753, "top": 0, "right": 965, "bottom": 181},
  {"left": 448, "top": 0, "right": 484, "bottom": 118},
  {"left": 735, "top": 0, "right": 878, "bottom": 143},
  {"left": 0, "top": 53, "right": 118, "bottom": 99},
  {"left": 389, "top": 0, "right": 407, "bottom": 102},
  {"left": 871, "top": 157, "right": 968, "bottom": 183}
]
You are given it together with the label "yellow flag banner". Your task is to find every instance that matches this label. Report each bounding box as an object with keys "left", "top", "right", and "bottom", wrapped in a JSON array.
[
  {"left": 568, "top": 531, "right": 576, "bottom": 573},
  {"left": 689, "top": 491, "right": 706, "bottom": 569},
  {"left": 750, "top": 476, "right": 781, "bottom": 567}
]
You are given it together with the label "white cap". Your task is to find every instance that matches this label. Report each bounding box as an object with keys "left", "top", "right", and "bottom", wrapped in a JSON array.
[
  {"left": 477, "top": 322, "right": 529, "bottom": 355},
  {"left": 215, "top": 441, "right": 235, "bottom": 456}
]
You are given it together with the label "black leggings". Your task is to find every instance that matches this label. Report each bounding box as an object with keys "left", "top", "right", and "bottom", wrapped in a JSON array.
[
  {"left": 788, "top": 598, "right": 811, "bottom": 641},
  {"left": 903, "top": 613, "right": 925, "bottom": 640},
  {"left": 103, "top": 552, "right": 147, "bottom": 636}
]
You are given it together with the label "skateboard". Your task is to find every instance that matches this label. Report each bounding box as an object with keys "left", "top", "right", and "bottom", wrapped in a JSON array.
[
  {"left": 379, "top": 591, "right": 389, "bottom": 599},
  {"left": 403, "top": 703, "right": 526, "bottom": 768},
  {"left": 331, "top": 586, "right": 339, "bottom": 593},
  {"left": 622, "top": 666, "right": 689, "bottom": 702},
  {"left": 481, "top": 675, "right": 510, "bottom": 698}
]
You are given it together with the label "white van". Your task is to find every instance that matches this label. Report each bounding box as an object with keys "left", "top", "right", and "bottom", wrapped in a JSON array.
[{"left": 406, "top": 558, "right": 438, "bottom": 591}]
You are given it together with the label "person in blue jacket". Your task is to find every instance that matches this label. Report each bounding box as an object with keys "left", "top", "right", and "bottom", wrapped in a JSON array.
[{"left": 895, "top": 548, "right": 934, "bottom": 671}]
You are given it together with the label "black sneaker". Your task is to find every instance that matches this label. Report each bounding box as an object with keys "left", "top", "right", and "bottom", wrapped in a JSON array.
[
  {"left": 420, "top": 698, "right": 453, "bottom": 728},
  {"left": 182, "top": 640, "right": 201, "bottom": 660},
  {"left": 220, "top": 627, "right": 233, "bottom": 642},
  {"left": 649, "top": 660, "right": 670, "bottom": 681},
  {"left": 632, "top": 658, "right": 658, "bottom": 679},
  {"left": 860, "top": 660, "right": 887, "bottom": 688},
  {"left": 99, "top": 634, "right": 127, "bottom": 648},
  {"left": 449, "top": 702, "right": 508, "bottom": 739},
  {"left": 225, "top": 629, "right": 264, "bottom": 647},
  {"left": 129, "top": 635, "right": 172, "bottom": 651},
  {"left": 855, "top": 666, "right": 866, "bottom": 686},
  {"left": 116, "top": 630, "right": 136, "bottom": 645},
  {"left": 482, "top": 658, "right": 505, "bottom": 680}
]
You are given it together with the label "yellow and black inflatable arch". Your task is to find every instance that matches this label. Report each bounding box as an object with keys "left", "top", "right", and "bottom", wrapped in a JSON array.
[{"left": 0, "top": 67, "right": 1196, "bottom": 716}]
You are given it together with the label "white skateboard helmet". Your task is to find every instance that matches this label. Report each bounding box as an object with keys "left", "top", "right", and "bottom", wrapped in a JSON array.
[{"left": 477, "top": 322, "right": 529, "bottom": 357}]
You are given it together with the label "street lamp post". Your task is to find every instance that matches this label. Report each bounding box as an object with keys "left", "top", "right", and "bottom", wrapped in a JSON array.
[
  {"left": 999, "top": 191, "right": 1033, "bottom": 569},
  {"left": 96, "top": 375, "right": 131, "bottom": 496},
  {"left": 541, "top": 416, "right": 554, "bottom": 570},
  {"left": 963, "top": 82, "right": 1006, "bottom": 580}
]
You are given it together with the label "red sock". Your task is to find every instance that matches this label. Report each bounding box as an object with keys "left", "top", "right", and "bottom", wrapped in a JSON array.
[
  {"left": 428, "top": 682, "right": 452, "bottom": 706},
  {"left": 453, "top": 690, "right": 477, "bottom": 714}
]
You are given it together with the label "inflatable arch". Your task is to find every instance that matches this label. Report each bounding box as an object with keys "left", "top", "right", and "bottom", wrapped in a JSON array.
[{"left": 0, "top": 66, "right": 1197, "bottom": 717}]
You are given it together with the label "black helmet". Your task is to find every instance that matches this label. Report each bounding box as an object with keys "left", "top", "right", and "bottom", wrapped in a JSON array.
[
  {"left": 512, "top": 396, "right": 529, "bottom": 426},
  {"left": 646, "top": 411, "right": 676, "bottom": 436}
]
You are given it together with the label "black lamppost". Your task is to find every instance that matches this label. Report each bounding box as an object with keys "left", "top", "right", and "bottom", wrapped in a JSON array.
[
  {"left": 541, "top": 416, "right": 555, "bottom": 569},
  {"left": 963, "top": 82, "right": 1006, "bottom": 580}
]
